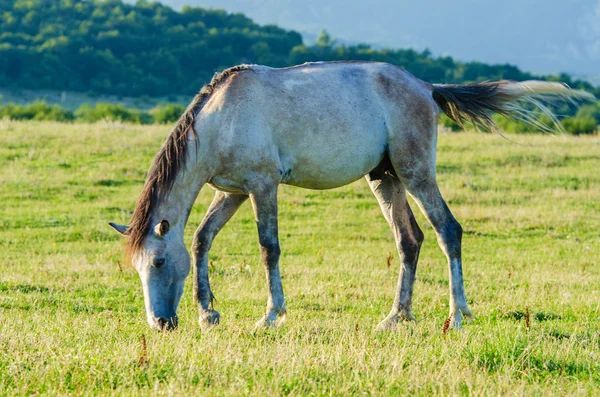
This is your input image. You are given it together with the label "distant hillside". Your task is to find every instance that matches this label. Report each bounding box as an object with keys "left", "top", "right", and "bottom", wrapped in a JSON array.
[
  {"left": 0, "top": 0, "right": 302, "bottom": 96},
  {"left": 0, "top": 0, "right": 597, "bottom": 97},
  {"left": 151, "top": 0, "right": 600, "bottom": 78}
]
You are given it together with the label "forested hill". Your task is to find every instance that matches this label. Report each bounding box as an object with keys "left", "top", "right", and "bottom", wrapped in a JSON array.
[{"left": 1, "top": 0, "right": 597, "bottom": 97}]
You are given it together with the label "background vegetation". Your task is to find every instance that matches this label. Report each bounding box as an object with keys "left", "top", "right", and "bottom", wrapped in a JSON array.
[
  {"left": 1, "top": 0, "right": 598, "bottom": 98},
  {"left": 1, "top": 0, "right": 599, "bottom": 134},
  {"left": 0, "top": 121, "right": 598, "bottom": 395},
  {"left": 1, "top": 100, "right": 597, "bottom": 134},
  {"left": 0, "top": 0, "right": 600, "bottom": 134},
  {"left": 0, "top": 101, "right": 186, "bottom": 124}
]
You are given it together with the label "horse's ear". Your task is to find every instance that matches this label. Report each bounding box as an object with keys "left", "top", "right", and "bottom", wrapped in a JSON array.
[
  {"left": 154, "top": 220, "right": 170, "bottom": 237},
  {"left": 109, "top": 222, "right": 129, "bottom": 236}
]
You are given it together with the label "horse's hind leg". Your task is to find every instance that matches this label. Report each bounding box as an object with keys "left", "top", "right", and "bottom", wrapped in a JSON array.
[
  {"left": 392, "top": 154, "right": 474, "bottom": 329},
  {"left": 192, "top": 191, "right": 248, "bottom": 329},
  {"left": 366, "top": 164, "right": 424, "bottom": 330}
]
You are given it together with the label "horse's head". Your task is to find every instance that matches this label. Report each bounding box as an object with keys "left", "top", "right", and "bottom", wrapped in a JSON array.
[{"left": 110, "top": 220, "right": 190, "bottom": 331}]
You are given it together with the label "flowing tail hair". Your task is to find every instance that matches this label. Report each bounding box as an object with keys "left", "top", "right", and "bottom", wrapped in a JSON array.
[{"left": 431, "top": 80, "right": 595, "bottom": 132}]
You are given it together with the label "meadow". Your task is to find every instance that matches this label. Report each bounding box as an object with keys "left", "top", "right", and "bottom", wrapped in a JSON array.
[{"left": 0, "top": 120, "right": 599, "bottom": 395}]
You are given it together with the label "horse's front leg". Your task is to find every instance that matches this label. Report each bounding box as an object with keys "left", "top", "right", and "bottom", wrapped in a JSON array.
[
  {"left": 250, "top": 186, "right": 286, "bottom": 328},
  {"left": 192, "top": 191, "right": 248, "bottom": 329}
]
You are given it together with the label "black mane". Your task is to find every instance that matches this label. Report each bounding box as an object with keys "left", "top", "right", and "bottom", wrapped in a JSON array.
[{"left": 125, "top": 65, "right": 250, "bottom": 258}]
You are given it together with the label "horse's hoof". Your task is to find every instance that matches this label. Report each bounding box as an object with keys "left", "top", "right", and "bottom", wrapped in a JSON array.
[
  {"left": 254, "top": 310, "right": 286, "bottom": 330},
  {"left": 199, "top": 310, "right": 220, "bottom": 330},
  {"left": 448, "top": 305, "right": 474, "bottom": 331},
  {"left": 254, "top": 316, "right": 276, "bottom": 329},
  {"left": 376, "top": 316, "right": 398, "bottom": 331},
  {"left": 461, "top": 306, "right": 475, "bottom": 323},
  {"left": 376, "top": 312, "right": 416, "bottom": 331}
]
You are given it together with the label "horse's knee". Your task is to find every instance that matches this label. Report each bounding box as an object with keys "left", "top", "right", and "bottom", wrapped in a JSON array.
[
  {"left": 261, "top": 240, "right": 280, "bottom": 257},
  {"left": 192, "top": 231, "right": 213, "bottom": 255},
  {"left": 259, "top": 238, "right": 280, "bottom": 266}
]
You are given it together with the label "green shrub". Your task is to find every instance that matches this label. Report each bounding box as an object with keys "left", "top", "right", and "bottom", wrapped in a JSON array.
[
  {"left": 439, "top": 113, "right": 556, "bottom": 134},
  {"left": 492, "top": 113, "right": 557, "bottom": 133},
  {"left": 561, "top": 115, "right": 597, "bottom": 135},
  {"left": 137, "top": 111, "right": 154, "bottom": 125},
  {"left": 537, "top": 113, "right": 556, "bottom": 131},
  {"left": 151, "top": 104, "right": 186, "bottom": 124},
  {"left": 575, "top": 103, "right": 600, "bottom": 124},
  {"left": 439, "top": 113, "right": 462, "bottom": 131},
  {"left": 75, "top": 103, "right": 152, "bottom": 124},
  {"left": 0, "top": 101, "right": 74, "bottom": 122}
]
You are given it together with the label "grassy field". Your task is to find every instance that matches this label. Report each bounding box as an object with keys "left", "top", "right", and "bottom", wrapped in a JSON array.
[{"left": 0, "top": 120, "right": 599, "bottom": 396}]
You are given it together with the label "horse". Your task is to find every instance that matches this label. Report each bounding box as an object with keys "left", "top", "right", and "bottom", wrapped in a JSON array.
[{"left": 109, "top": 61, "right": 593, "bottom": 332}]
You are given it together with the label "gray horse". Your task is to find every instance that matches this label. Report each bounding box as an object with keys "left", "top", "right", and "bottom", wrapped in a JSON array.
[{"left": 109, "top": 61, "right": 592, "bottom": 331}]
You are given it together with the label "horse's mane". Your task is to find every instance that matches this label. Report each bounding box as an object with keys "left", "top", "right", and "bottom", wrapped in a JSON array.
[{"left": 125, "top": 65, "right": 250, "bottom": 259}]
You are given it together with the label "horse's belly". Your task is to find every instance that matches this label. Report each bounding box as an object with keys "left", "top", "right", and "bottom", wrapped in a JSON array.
[{"left": 279, "top": 132, "right": 386, "bottom": 190}]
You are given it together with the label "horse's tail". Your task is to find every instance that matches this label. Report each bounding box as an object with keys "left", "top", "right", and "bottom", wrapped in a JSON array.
[{"left": 431, "top": 80, "right": 595, "bottom": 132}]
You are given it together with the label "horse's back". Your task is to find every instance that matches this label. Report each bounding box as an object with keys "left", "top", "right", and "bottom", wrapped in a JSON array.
[{"left": 203, "top": 62, "right": 437, "bottom": 190}]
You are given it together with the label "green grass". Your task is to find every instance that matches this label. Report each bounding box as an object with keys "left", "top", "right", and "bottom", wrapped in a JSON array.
[{"left": 1, "top": 120, "right": 599, "bottom": 395}]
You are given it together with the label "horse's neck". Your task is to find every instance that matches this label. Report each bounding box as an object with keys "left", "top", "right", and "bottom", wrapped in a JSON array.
[{"left": 153, "top": 154, "right": 207, "bottom": 233}]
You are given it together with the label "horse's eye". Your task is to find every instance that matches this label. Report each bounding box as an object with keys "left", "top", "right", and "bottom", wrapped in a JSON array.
[{"left": 153, "top": 257, "right": 166, "bottom": 268}]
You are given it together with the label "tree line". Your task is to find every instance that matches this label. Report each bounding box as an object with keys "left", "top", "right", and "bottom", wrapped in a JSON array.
[{"left": 2, "top": 0, "right": 598, "bottom": 97}]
